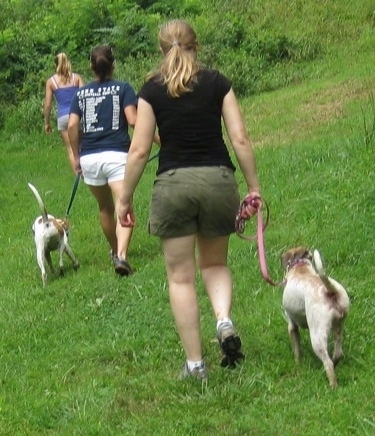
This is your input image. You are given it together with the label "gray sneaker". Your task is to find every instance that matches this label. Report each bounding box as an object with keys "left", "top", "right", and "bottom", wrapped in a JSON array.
[
  {"left": 217, "top": 322, "right": 244, "bottom": 368},
  {"left": 179, "top": 361, "right": 208, "bottom": 380}
]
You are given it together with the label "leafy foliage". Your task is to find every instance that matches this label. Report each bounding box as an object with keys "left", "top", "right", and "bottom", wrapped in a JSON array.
[{"left": 1, "top": 0, "right": 374, "bottom": 133}]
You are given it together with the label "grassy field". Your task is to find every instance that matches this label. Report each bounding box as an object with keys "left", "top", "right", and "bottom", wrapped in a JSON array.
[{"left": 1, "top": 16, "right": 375, "bottom": 436}]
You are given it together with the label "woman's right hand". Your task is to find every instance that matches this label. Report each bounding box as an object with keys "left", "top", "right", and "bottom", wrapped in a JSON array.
[
  {"left": 73, "top": 156, "right": 82, "bottom": 175},
  {"left": 118, "top": 200, "right": 136, "bottom": 228}
]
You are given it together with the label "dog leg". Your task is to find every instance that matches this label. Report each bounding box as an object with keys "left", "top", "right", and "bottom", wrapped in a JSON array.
[
  {"left": 64, "top": 243, "right": 80, "bottom": 271},
  {"left": 58, "top": 246, "right": 65, "bottom": 277},
  {"left": 45, "top": 252, "right": 55, "bottom": 273},
  {"left": 287, "top": 320, "right": 302, "bottom": 362},
  {"left": 36, "top": 245, "right": 47, "bottom": 286},
  {"left": 310, "top": 330, "right": 338, "bottom": 388},
  {"left": 332, "top": 320, "right": 345, "bottom": 366}
]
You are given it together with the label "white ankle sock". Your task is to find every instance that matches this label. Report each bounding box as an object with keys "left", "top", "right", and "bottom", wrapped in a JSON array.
[
  {"left": 187, "top": 360, "right": 204, "bottom": 371},
  {"left": 216, "top": 317, "right": 233, "bottom": 330}
]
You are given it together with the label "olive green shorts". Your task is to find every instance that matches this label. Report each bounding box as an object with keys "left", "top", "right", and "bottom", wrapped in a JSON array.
[{"left": 148, "top": 166, "right": 240, "bottom": 238}]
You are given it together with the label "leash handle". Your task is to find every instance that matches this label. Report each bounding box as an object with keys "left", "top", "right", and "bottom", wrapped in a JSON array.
[
  {"left": 65, "top": 173, "right": 80, "bottom": 217},
  {"left": 235, "top": 195, "right": 268, "bottom": 240},
  {"left": 235, "top": 196, "right": 284, "bottom": 287}
]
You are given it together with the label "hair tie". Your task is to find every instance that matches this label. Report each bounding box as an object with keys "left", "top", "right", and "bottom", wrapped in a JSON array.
[{"left": 172, "top": 40, "right": 180, "bottom": 46}]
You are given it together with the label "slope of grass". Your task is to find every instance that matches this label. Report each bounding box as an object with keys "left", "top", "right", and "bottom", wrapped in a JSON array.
[{"left": 1, "top": 8, "right": 375, "bottom": 436}]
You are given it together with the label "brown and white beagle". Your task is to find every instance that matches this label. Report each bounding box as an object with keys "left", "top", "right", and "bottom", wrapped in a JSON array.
[{"left": 28, "top": 183, "right": 79, "bottom": 286}]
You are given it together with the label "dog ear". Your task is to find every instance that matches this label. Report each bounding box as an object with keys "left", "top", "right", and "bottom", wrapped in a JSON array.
[
  {"left": 303, "top": 249, "right": 313, "bottom": 262},
  {"left": 281, "top": 251, "right": 293, "bottom": 270},
  {"left": 56, "top": 218, "right": 70, "bottom": 232},
  {"left": 294, "top": 247, "right": 311, "bottom": 262}
]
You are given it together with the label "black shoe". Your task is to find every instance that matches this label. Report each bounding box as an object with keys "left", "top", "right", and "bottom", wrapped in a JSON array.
[
  {"left": 114, "top": 257, "right": 133, "bottom": 276},
  {"left": 217, "top": 322, "right": 244, "bottom": 368}
]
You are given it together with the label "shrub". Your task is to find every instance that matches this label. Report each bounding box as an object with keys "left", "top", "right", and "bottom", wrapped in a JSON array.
[
  {"left": 4, "top": 95, "right": 45, "bottom": 137},
  {"left": 109, "top": 7, "right": 160, "bottom": 58}
]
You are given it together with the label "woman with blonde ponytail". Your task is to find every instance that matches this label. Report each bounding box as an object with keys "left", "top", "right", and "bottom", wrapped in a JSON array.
[
  {"left": 119, "top": 20, "right": 261, "bottom": 380},
  {"left": 44, "top": 53, "right": 84, "bottom": 172},
  {"left": 149, "top": 20, "right": 200, "bottom": 97}
]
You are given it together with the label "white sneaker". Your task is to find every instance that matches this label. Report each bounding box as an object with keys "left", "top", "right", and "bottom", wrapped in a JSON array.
[{"left": 179, "top": 361, "right": 208, "bottom": 380}]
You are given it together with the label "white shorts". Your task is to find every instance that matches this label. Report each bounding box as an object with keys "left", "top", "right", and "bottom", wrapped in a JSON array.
[{"left": 80, "top": 151, "right": 127, "bottom": 186}]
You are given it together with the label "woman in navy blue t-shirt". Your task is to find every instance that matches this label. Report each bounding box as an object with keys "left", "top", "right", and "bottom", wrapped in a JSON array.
[{"left": 69, "top": 45, "right": 137, "bottom": 276}]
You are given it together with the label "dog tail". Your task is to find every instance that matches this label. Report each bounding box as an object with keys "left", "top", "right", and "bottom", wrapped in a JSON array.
[
  {"left": 313, "top": 249, "right": 338, "bottom": 294},
  {"left": 28, "top": 183, "right": 49, "bottom": 224}
]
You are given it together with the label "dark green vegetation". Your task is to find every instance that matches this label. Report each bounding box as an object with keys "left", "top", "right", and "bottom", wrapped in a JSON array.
[
  {"left": 1, "top": 0, "right": 375, "bottom": 133},
  {"left": 1, "top": 0, "right": 375, "bottom": 434}
]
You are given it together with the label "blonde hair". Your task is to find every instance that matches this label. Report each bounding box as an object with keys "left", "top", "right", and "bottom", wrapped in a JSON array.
[
  {"left": 54, "top": 53, "right": 72, "bottom": 84},
  {"left": 151, "top": 20, "right": 199, "bottom": 97}
]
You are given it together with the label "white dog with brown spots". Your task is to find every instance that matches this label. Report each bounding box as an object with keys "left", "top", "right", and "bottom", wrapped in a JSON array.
[
  {"left": 281, "top": 246, "right": 350, "bottom": 388},
  {"left": 28, "top": 183, "right": 79, "bottom": 286}
]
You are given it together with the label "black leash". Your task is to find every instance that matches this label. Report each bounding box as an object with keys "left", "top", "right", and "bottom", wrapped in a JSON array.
[
  {"left": 64, "top": 151, "right": 156, "bottom": 218},
  {"left": 65, "top": 173, "right": 80, "bottom": 218},
  {"left": 147, "top": 150, "right": 160, "bottom": 163}
]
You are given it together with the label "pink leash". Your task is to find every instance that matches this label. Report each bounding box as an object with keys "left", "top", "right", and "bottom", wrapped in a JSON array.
[{"left": 235, "top": 196, "right": 285, "bottom": 287}]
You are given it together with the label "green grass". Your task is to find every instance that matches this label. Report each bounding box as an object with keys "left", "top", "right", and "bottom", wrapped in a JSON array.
[{"left": 2, "top": 23, "right": 375, "bottom": 436}]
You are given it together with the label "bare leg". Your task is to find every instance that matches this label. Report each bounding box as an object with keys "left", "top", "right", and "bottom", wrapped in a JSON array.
[
  {"left": 197, "top": 235, "right": 232, "bottom": 320},
  {"left": 87, "top": 184, "right": 117, "bottom": 254},
  {"left": 109, "top": 180, "right": 133, "bottom": 261},
  {"left": 162, "top": 235, "right": 202, "bottom": 362},
  {"left": 60, "top": 130, "right": 77, "bottom": 173},
  {"left": 197, "top": 234, "right": 243, "bottom": 367}
]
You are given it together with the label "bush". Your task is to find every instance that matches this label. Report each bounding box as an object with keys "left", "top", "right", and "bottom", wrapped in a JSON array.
[
  {"left": 0, "top": 0, "right": 369, "bottom": 133},
  {"left": 4, "top": 95, "right": 45, "bottom": 137},
  {"left": 109, "top": 7, "right": 160, "bottom": 58},
  {"left": 244, "top": 33, "right": 321, "bottom": 63}
]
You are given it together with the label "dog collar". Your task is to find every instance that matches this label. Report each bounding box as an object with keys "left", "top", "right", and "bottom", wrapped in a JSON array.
[{"left": 287, "top": 259, "right": 309, "bottom": 271}]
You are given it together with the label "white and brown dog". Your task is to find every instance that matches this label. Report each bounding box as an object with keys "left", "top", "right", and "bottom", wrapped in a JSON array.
[
  {"left": 281, "top": 246, "right": 350, "bottom": 388},
  {"left": 28, "top": 183, "right": 79, "bottom": 286}
]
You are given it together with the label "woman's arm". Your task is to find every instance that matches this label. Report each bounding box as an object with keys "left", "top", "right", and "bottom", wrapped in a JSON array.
[
  {"left": 124, "top": 105, "right": 137, "bottom": 129},
  {"left": 76, "top": 74, "right": 84, "bottom": 87},
  {"left": 222, "top": 88, "right": 261, "bottom": 215},
  {"left": 118, "top": 98, "right": 156, "bottom": 226},
  {"left": 44, "top": 79, "right": 53, "bottom": 134}
]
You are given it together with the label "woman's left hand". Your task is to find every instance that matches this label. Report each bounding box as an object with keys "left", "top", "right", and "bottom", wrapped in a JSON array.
[{"left": 241, "top": 193, "right": 262, "bottom": 219}]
